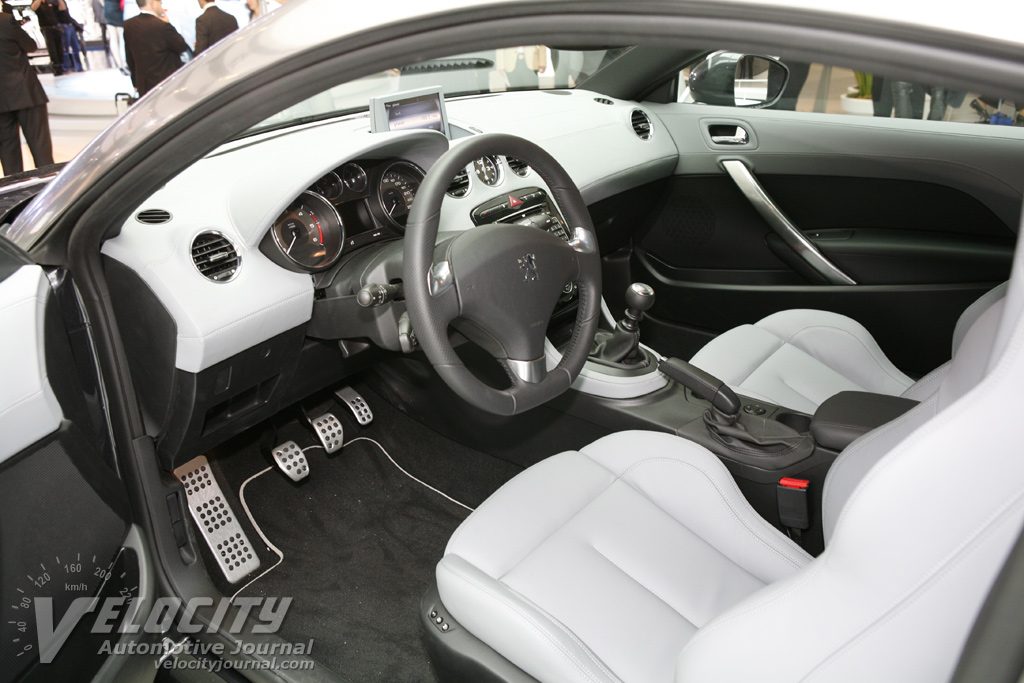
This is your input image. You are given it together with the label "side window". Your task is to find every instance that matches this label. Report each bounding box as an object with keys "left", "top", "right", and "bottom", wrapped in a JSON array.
[{"left": 677, "top": 52, "right": 1023, "bottom": 126}]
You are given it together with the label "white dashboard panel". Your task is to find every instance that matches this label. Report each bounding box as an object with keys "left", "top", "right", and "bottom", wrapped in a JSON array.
[
  {"left": 102, "top": 89, "right": 679, "bottom": 374},
  {"left": 0, "top": 266, "right": 63, "bottom": 464}
]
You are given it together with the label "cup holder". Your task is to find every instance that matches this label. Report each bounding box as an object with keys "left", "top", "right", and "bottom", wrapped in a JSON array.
[{"left": 775, "top": 411, "right": 812, "bottom": 433}]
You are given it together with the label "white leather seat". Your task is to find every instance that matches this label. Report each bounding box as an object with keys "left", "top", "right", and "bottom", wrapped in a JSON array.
[
  {"left": 435, "top": 263, "right": 1024, "bottom": 681},
  {"left": 688, "top": 284, "right": 1007, "bottom": 413}
]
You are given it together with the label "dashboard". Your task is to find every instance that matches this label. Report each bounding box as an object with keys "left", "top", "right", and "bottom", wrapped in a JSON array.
[{"left": 101, "top": 89, "right": 677, "bottom": 371}]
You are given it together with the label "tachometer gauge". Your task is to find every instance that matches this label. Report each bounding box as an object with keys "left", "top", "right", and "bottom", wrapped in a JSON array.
[
  {"left": 377, "top": 161, "right": 424, "bottom": 230},
  {"left": 473, "top": 155, "right": 503, "bottom": 187},
  {"left": 271, "top": 192, "right": 344, "bottom": 271},
  {"left": 311, "top": 171, "right": 344, "bottom": 202},
  {"left": 341, "top": 163, "right": 368, "bottom": 193}
]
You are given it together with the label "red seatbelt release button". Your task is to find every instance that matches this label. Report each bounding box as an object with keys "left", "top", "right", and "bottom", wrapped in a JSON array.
[{"left": 779, "top": 477, "right": 810, "bottom": 490}]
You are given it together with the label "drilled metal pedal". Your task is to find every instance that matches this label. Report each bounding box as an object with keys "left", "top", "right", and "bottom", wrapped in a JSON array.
[
  {"left": 272, "top": 441, "right": 309, "bottom": 481},
  {"left": 335, "top": 386, "right": 373, "bottom": 425},
  {"left": 173, "top": 455, "right": 260, "bottom": 584},
  {"left": 310, "top": 413, "right": 344, "bottom": 453}
]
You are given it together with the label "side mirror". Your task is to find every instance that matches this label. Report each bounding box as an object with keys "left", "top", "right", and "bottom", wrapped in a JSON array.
[{"left": 688, "top": 52, "right": 789, "bottom": 108}]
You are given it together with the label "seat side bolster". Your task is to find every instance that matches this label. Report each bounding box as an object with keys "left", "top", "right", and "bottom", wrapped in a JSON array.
[
  {"left": 757, "top": 309, "right": 914, "bottom": 395},
  {"left": 437, "top": 556, "right": 622, "bottom": 683}
]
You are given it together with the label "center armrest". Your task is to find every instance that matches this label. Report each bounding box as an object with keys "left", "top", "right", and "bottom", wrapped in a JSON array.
[{"left": 811, "top": 391, "right": 920, "bottom": 451}]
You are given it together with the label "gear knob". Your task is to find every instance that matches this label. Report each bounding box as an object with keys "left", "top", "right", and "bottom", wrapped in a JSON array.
[{"left": 625, "top": 283, "right": 656, "bottom": 313}]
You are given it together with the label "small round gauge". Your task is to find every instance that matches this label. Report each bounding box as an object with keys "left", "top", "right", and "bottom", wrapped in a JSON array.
[
  {"left": 377, "top": 161, "right": 424, "bottom": 230},
  {"left": 311, "top": 171, "right": 344, "bottom": 202},
  {"left": 271, "top": 191, "right": 344, "bottom": 270},
  {"left": 341, "top": 163, "right": 368, "bottom": 193},
  {"left": 473, "top": 155, "right": 503, "bottom": 187}
]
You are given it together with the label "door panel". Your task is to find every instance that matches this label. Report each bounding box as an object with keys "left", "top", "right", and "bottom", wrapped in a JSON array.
[
  {"left": 0, "top": 240, "right": 134, "bottom": 682},
  {"left": 635, "top": 104, "right": 1021, "bottom": 375}
]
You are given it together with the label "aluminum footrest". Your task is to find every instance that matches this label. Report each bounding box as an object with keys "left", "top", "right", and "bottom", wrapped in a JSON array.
[{"left": 173, "top": 455, "right": 260, "bottom": 584}]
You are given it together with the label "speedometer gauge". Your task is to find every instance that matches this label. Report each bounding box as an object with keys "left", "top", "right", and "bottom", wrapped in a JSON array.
[
  {"left": 271, "top": 192, "right": 344, "bottom": 271},
  {"left": 473, "top": 155, "right": 503, "bottom": 186},
  {"left": 377, "top": 161, "right": 424, "bottom": 230}
]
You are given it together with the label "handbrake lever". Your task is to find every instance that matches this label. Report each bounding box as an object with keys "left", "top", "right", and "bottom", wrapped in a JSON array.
[{"left": 658, "top": 357, "right": 741, "bottom": 424}]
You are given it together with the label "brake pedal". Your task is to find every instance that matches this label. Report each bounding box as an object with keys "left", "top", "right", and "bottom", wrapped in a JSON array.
[
  {"left": 335, "top": 386, "right": 373, "bottom": 425},
  {"left": 272, "top": 441, "right": 309, "bottom": 481},
  {"left": 309, "top": 413, "right": 344, "bottom": 453},
  {"left": 173, "top": 455, "right": 260, "bottom": 584}
]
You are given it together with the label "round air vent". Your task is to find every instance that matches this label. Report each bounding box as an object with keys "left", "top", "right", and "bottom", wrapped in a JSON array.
[
  {"left": 191, "top": 231, "right": 240, "bottom": 283},
  {"left": 135, "top": 208, "right": 172, "bottom": 224},
  {"left": 447, "top": 167, "right": 470, "bottom": 198},
  {"left": 630, "top": 109, "right": 653, "bottom": 140},
  {"left": 505, "top": 156, "right": 531, "bottom": 178}
]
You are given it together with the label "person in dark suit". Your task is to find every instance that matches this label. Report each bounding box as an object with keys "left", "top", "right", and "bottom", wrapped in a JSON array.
[
  {"left": 0, "top": 2, "right": 54, "bottom": 175},
  {"left": 123, "top": 0, "right": 189, "bottom": 97},
  {"left": 29, "top": 0, "right": 64, "bottom": 76},
  {"left": 194, "top": 0, "right": 237, "bottom": 54}
]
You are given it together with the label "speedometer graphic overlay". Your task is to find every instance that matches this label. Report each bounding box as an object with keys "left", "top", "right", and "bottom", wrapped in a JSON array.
[{"left": 271, "top": 192, "right": 344, "bottom": 270}]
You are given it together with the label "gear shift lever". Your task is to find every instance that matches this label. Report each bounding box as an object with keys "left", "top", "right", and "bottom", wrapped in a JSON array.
[{"left": 591, "top": 283, "right": 656, "bottom": 364}]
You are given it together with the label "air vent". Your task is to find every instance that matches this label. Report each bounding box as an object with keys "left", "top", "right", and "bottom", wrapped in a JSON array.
[
  {"left": 630, "top": 109, "right": 653, "bottom": 140},
  {"left": 594, "top": 97, "right": 614, "bottom": 105},
  {"left": 506, "top": 157, "right": 531, "bottom": 178},
  {"left": 191, "top": 231, "right": 240, "bottom": 283},
  {"left": 135, "top": 209, "right": 172, "bottom": 224},
  {"left": 447, "top": 167, "right": 470, "bottom": 198}
]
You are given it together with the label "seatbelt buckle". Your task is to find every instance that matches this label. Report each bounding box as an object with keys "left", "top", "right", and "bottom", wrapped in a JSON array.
[{"left": 777, "top": 477, "right": 810, "bottom": 530}]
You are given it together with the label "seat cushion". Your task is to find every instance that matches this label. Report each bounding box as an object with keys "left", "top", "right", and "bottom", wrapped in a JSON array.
[
  {"left": 689, "top": 309, "right": 914, "bottom": 413},
  {"left": 437, "top": 431, "right": 810, "bottom": 683}
]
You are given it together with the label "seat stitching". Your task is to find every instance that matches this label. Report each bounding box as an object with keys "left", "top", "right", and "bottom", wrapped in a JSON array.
[
  {"left": 783, "top": 325, "right": 911, "bottom": 388},
  {"left": 901, "top": 363, "right": 951, "bottom": 399},
  {"left": 503, "top": 583, "right": 623, "bottom": 682},
  {"left": 493, "top": 471, "right": 619, "bottom": 580},
  {"left": 803, "top": 492, "right": 1024, "bottom": 682},
  {"left": 590, "top": 545, "right": 701, "bottom": 630},
  {"left": 610, "top": 455, "right": 807, "bottom": 570},
  {"left": 440, "top": 560, "right": 612, "bottom": 683}
]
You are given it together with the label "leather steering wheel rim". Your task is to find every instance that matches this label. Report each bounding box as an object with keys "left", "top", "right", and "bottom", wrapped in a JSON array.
[{"left": 403, "top": 133, "right": 602, "bottom": 416}]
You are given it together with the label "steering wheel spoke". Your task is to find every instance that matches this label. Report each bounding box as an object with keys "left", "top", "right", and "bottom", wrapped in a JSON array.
[{"left": 404, "top": 133, "right": 603, "bottom": 415}]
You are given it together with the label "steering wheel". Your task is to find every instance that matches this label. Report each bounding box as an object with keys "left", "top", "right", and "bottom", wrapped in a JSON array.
[{"left": 403, "top": 134, "right": 602, "bottom": 416}]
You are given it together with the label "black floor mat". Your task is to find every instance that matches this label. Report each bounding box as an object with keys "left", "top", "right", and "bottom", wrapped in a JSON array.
[{"left": 206, "top": 385, "right": 523, "bottom": 681}]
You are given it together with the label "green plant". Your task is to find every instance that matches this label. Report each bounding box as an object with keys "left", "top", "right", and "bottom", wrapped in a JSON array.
[{"left": 852, "top": 71, "right": 873, "bottom": 99}]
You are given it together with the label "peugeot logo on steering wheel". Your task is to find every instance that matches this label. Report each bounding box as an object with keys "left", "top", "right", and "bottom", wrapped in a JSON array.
[{"left": 518, "top": 253, "right": 538, "bottom": 282}]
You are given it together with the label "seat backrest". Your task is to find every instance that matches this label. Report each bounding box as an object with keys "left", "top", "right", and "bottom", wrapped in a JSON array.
[{"left": 676, "top": 251, "right": 1024, "bottom": 681}]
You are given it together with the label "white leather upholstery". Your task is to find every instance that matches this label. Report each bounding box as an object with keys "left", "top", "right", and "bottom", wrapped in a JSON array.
[
  {"left": 0, "top": 266, "right": 63, "bottom": 464},
  {"left": 438, "top": 431, "right": 810, "bottom": 683},
  {"left": 689, "top": 285, "right": 1007, "bottom": 413},
  {"left": 436, "top": 254, "right": 1024, "bottom": 680}
]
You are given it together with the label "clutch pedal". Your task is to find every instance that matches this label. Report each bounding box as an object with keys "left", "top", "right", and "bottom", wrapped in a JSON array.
[
  {"left": 173, "top": 455, "right": 261, "bottom": 584},
  {"left": 272, "top": 441, "right": 309, "bottom": 481},
  {"left": 309, "top": 413, "right": 344, "bottom": 453},
  {"left": 335, "top": 386, "right": 373, "bottom": 425}
]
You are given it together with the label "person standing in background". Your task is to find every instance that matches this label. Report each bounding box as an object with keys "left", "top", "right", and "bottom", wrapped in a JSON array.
[
  {"left": 0, "top": 2, "right": 54, "bottom": 175},
  {"left": 123, "top": 0, "right": 189, "bottom": 97},
  {"left": 102, "top": 0, "right": 125, "bottom": 71},
  {"left": 57, "top": 1, "right": 83, "bottom": 72},
  {"left": 30, "top": 0, "right": 64, "bottom": 75},
  {"left": 194, "top": 0, "right": 236, "bottom": 54}
]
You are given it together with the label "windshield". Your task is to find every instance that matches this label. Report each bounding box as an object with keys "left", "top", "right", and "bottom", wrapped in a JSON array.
[{"left": 245, "top": 46, "right": 630, "bottom": 136}]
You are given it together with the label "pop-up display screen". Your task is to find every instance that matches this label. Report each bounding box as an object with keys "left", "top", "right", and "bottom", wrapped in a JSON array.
[{"left": 370, "top": 87, "right": 450, "bottom": 139}]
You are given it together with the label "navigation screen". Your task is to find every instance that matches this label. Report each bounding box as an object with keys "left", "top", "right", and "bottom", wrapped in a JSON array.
[{"left": 384, "top": 93, "right": 445, "bottom": 133}]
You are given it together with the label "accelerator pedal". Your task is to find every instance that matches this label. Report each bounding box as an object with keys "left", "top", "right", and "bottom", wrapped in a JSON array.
[
  {"left": 335, "top": 386, "right": 374, "bottom": 426},
  {"left": 272, "top": 441, "right": 309, "bottom": 481},
  {"left": 173, "top": 455, "right": 260, "bottom": 584}
]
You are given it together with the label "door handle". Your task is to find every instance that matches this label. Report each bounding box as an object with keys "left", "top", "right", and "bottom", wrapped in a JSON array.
[{"left": 709, "top": 125, "right": 749, "bottom": 145}]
